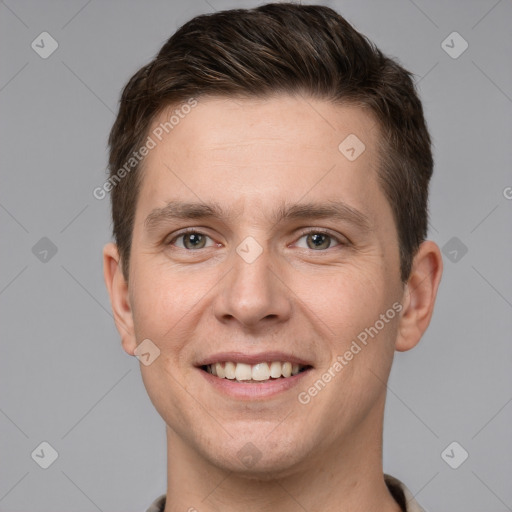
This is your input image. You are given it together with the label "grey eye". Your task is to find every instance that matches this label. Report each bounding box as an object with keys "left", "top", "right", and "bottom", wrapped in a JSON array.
[
  {"left": 306, "top": 233, "right": 332, "bottom": 250},
  {"left": 295, "top": 231, "right": 341, "bottom": 250},
  {"left": 174, "top": 232, "right": 212, "bottom": 250}
]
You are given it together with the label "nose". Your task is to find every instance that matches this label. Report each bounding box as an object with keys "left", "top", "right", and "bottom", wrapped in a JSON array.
[{"left": 213, "top": 241, "right": 292, "bottom": 330}]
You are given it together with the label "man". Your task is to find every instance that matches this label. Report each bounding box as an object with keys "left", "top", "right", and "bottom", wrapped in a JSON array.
[{"left": 102, "top": 3, "right": 443, "bottom": 511}]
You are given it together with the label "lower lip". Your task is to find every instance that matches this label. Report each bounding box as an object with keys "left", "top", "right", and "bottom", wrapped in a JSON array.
[{"left": 197, "top": 367, "right": 312, "bottom": 399}]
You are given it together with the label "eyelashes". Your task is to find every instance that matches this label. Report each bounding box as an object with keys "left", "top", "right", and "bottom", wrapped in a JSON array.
[
  {"left": 294, "top": 229, "right": 345, "bottom": 250},
  {"left": 168, "top": 230, "right": 217, "bottom": 250},
  {"left": 166, "top": 228, "right": 349, "bottom": 252}
]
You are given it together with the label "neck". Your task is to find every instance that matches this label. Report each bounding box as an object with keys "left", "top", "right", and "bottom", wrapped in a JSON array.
[{"left": 163, "top": 396, "right": 401, "bottom": 512}]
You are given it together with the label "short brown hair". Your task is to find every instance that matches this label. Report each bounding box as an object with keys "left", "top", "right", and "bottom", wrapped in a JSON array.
[{"left": 108, "top": 2, "right": 433, "bottom": 282}]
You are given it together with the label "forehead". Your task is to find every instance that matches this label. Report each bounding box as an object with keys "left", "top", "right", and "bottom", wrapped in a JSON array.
[
  {"left": 149, "top": 95, "right": 379, "bottom": 165},
  {"left": 136, "top": 94, "right": 387, "bottom": 228}
]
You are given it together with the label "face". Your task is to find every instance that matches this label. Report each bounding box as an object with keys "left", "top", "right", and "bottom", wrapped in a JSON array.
[{"left": 110, "top": 95, "right": 411, "bottom": 476}]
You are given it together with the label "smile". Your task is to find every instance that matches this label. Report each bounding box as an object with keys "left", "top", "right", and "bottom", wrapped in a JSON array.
[{"left": 202, "top": 361, "right": 311, "bottom": 382}]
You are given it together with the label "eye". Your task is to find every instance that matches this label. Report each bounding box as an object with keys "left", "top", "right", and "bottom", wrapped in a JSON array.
[
  {"left": 168, "top": 230, "right": 216, "bottom": 250},
  {"left": 165, "top": 228, "right": 346, "bottom": 252},
  {"left": 295, "top": 230, "right": 344, "bottom": 250}
]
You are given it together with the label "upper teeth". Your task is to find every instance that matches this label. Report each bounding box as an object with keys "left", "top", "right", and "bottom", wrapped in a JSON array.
[{"left": 206, "top": 361, "right": 304, "bottom": 381}]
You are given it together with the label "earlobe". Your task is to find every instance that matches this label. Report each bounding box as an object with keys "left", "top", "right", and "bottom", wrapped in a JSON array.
[
  {"left": 102, "top": 243, "right": 137, "bottom": 356},
  {"left": 395, "top": 240, "right": 443, "bottom": 352}
]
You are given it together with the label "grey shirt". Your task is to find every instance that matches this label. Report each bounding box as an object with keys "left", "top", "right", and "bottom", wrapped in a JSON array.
[{"left": 144, "top": 474, "right": 425, "bottom": 512}]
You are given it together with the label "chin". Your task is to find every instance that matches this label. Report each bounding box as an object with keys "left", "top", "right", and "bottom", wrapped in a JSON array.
[{"left": 201, "top": 435, "right": 309, "bottom": 480}]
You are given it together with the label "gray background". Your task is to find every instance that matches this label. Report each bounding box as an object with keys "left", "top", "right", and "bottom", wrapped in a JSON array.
[{"left": 1, "top": 0, "right": 511, "bottom": 511}]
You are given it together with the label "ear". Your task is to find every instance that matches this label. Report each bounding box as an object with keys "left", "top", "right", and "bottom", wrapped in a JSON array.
[
  {"left": 102, "top": 242, "right": 137, "bottom": 356},
  {"left": 395, "top": 240, "right": 443, "bottom": 352}
]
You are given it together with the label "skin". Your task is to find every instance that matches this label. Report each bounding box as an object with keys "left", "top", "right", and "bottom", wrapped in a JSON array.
[{"left": 103, "top": 95, "right": 443, "bottom": 512}]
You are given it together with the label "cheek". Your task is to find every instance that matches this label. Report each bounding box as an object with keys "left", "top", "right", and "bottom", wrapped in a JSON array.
[
  {"left": 292, "top": 264, "right": 390, "bottom": 336},
  {"left": 129, "top": 256, "right": 224, "bottom": 368},
  {"left": 128, "top": 261, "right": 194, "bottom": 343}
]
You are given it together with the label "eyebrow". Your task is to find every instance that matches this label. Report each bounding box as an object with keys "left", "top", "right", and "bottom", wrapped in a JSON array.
[{"left": 144, "top": 199, "right": 372, "bottom": 234}]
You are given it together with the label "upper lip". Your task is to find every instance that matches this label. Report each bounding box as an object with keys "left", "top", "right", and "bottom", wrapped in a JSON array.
[{"left": 195, "top": 351, "right": 314, "bottom": 367}]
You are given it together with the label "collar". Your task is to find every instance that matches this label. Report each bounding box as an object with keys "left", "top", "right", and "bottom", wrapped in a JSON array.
[{"left": 144, "top": 474, "right": 425, "bottom": 512}]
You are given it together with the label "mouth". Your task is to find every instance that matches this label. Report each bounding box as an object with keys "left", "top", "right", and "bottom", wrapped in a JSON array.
[
  {"left": 195, "top": 354, "right": 314, "bottom": 399},
  {"left": 200, "top": 361, "right": 313, "bottom": 383}
]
